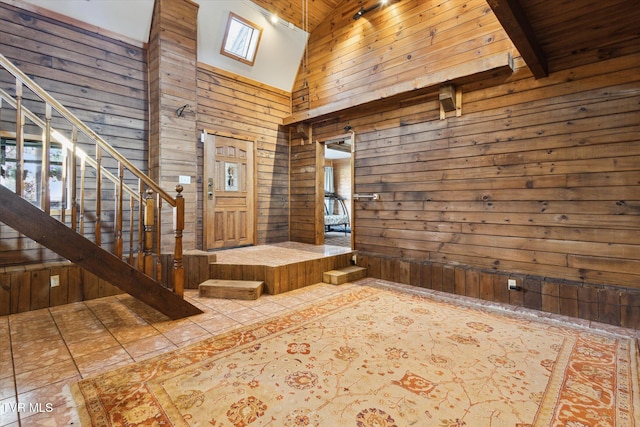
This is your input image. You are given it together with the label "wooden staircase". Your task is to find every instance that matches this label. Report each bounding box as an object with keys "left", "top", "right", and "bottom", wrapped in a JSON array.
[{"left": 0, "top": 53, "right": 202, "bottom": 319}]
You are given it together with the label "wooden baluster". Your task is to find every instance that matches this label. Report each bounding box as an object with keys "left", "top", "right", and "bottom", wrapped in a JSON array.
[
  {"left": 15, "top": 80, "right": 23, "bottom": 197},
  {"left": 114, "top": 162, "right": 124, "bottom": 258},
  {"left": 156, "top": 194, "right": 162, "bottom": 282},
  {"left": 60, "top": 136, "right": 68, "bottom": 223},
  {"left": 70, "top": 127, "right": 78, "bottom": 231},
  {"left": 143, "top": 188, "right": 155, "bottom": 278},
  {"left": 79, "top": 155, "right": 86, "bottom": 234},
  {"left": 137, "top": 180, "right": 144, "bottom": 271},
  {"left": 173, "top": 185, "right": 185, "bottom": 297},
  {"left": 129, "top": 194, "right": 135, "bottom": 265},
  {"left": 41, "top": 104, "right": 51, "bottom": 213},
  {"left": 95, "top": 146, "right": 102, "bottom": 246}
]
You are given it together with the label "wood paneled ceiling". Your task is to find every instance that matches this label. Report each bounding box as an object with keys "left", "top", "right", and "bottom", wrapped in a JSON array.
[
  {"left": 255, "top": 0, "right": 640, "bottom": 78},
  {"left": 250, "top": 0, "right": 344, "bottom": 32},
  {"left": 9, "top": 0, "right": 639, "bottom": 84},
  {"left": 487, "top": 0, "right": 640, "bottom": 77}
]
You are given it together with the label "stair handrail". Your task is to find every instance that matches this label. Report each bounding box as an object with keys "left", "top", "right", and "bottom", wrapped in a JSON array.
[
  {"left": 0, "top": 53, "right": 175, "bottom": 206},
  {"left": 0, "top": 87, "right": 141, "bottom": 203}
]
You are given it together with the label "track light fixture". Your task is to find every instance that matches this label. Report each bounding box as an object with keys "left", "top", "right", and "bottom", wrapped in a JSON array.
[{"left": 353, "top": 0, "right": 392, "bottom": 20}]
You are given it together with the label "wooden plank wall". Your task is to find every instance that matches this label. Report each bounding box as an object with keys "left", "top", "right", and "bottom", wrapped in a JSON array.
[
  {"left": 196, "top": 64, "right": 290, "bottom": 245},
  {"left": 290, "top": 141, "right": 318, "bottom": 243},
  {"left": 292, "top": 0, "right": 511, "bottom": 112},
  {"left": 0, "top": 262, "right": 122, "bottom": 316},
  {"left": 297, "top": 0, "right": 640, "bottom": 326},
  {"left": 0, "top": 2, "right": 148, "bottom": 265},
  {"left": 344, "top": 52, "right": 640, "bottom": 289},
  {"left": 148, "top": 0, "right": 199, "bottom": 252}
]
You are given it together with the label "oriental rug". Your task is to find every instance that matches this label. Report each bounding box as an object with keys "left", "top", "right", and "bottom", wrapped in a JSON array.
[{"left": 73, "top": 283, "right": 639, "bottom": 426}]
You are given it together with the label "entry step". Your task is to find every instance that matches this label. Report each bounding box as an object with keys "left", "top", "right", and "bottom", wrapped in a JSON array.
[
  {"left": 199, "top": 279, "right": 264, "bottom": 300},
  {"left": 322, "top": 265, "right": 367, "bottom": 285}
]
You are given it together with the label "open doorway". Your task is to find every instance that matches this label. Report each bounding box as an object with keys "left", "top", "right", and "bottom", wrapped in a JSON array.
[{"left": 322, "top": 135, "right": 352, "bottom": 248}]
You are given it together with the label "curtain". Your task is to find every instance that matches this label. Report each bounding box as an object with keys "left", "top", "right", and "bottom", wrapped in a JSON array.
[{"left": 324, "top": 166, "right": 334, "bottom": 214}]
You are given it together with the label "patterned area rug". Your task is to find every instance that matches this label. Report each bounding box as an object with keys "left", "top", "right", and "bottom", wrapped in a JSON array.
[{"left": 73, "top": 283, "right": 639, "bottom": 426}]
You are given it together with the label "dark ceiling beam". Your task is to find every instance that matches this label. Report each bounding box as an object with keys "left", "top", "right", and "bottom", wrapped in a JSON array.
[{"left": 486, "top": 0, "right": 548, "bottom": 79}]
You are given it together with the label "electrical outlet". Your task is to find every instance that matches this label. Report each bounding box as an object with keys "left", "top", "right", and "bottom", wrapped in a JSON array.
[
  {"left": 508, "top": 279, "right": 518, "bottom": 291},
  {"left": 351, "top": 254, "right": 357, "bottom": 264},
  {"left": 50, "top": 275, "right": 60, "bottom": 287}
]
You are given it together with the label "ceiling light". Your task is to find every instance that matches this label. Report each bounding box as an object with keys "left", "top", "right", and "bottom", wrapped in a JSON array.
[
  {"left": 353, "top": 0, "right": 397, "bottom": 20},
  {"left": 270, "top": 14, "right": 278, "bottom": 24}
]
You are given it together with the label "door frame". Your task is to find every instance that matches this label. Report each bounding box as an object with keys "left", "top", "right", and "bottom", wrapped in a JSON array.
[
  {"left": 318, "top": 130, "right": 355, "bottom": 249},
  {"left": 202, "top": 129, "right": 258, "bottom": 249}
]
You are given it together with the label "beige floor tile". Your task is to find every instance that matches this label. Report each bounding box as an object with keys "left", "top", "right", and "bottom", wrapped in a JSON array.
[
  {"left": 195, "top": 313, "right": 242, "bottom": 334},
  {"left": 17, "top": 398, "right": 81, "bottom": 426},
  {"left": 225, "top": 307, "right": 268, "bottom": 324},
  {"left": 9, "top": 323, "right": 60, "bottom": 343},
  {"left": 17, "top": 375, "right": 80, "bottom": 413},
  {"left": 122, "top": 334, "right": 176, "bottom": 359},
  {"left": 0, "top": 359, "right": 12, "bottom": 382},
  {"left": 162, "top": 322, "right": 211, "bottom": 346},
  {"left": 57, "top": 324, "right": 110, "bottom": 344},
  {"left": 250, "top": 301, "right": 287, "bottom": 315},
  {"left": 197, "top": 298, "right": 247, "bottom": 314},
  {"left": 12, "top": 340, "right": 71, "bottom": 375},
  {"left": 0, "top": 377, "right": 14, "bottom": 401},
  {"left": 80, "top": 359, "right": 136, "bottom": 379},
  {"left": 110, "top": 324, "right": 161, "bottom": 344},
  {"left": 0, "top": 396, "right": 19, "bottom": 426},
  {"left": 150, "top": 317, "right": 193, "bottom": 334},
  {"left": 14, "top": 359, "right": 78, "bottom": 395},
  {"left": 73, "top": 346, "right": 132, "bottom": 377},
  {"left": 66, "top": 335, "right": 120, "bottom": 358},
  {"left": 131, "top": 344, "right": 179, "bottom": 362}
]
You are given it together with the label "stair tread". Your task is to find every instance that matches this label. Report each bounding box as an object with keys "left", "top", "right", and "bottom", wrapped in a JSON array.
[
  {"left": 200, "top": 279, "right": 263, "bottom": 289},
  {"left": 325, "top": 265, "right": 366, "bottom": 275},
  {"left": 323, "top": 265, "right": 367, "bottom": 285},
  {"left": 199, "top": 279, "right": 264, "bottom": 300}
]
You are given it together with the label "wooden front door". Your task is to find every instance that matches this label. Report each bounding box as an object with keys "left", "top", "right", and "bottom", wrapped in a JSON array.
[{"left": 204, "top": 133, "right": 255, "bottom": 250}]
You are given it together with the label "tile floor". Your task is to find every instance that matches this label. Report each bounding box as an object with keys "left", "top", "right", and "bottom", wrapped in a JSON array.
[
  {"left": 0, "top": 280, "right": 360, "bottom": 426},
  {"left": 1, "top": 276, "right": 637, "bottom": 426},
  {"left": 324, "top": 231, "right": 351, "bottom": 248}
]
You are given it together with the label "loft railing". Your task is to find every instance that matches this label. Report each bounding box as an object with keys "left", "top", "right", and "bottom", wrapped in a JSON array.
[{"left": 0, "top": 53, "right": 185, "bottom": 296}]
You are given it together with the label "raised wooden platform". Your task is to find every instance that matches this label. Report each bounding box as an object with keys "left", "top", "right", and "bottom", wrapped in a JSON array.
[{"left": 184, "top": 242, "right": 357, "bottom": 295}]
